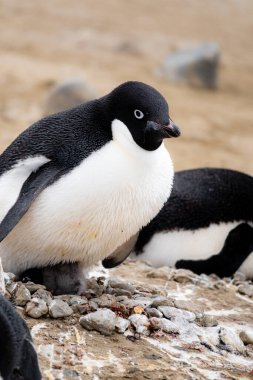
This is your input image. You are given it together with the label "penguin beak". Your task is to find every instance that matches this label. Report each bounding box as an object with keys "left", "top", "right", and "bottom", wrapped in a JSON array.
[{"left": 146, "top": 118, "right": 181, "bottom": 139}]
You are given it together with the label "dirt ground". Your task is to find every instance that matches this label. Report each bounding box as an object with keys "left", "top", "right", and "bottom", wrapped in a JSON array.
[
  {"left": 1, "top": 1, "right": 253, "bottom": 379},
  {"left": 0, "top": 0, "right": 253, "bottom": 174}
]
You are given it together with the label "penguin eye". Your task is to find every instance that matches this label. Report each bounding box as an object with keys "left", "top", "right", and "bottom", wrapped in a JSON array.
[{"left": 134, "top": 109, "right": 144, "bottom": 119}]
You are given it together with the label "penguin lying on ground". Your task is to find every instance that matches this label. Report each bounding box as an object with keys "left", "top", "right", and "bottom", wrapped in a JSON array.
[
  {"left": 103, "top": 168, "right": 253, "bottom": 279},
  {"left": 0, "top": 294, "right": 41, "bottom": 380},
  {"left": 0, "top": 81, "right": 180, "bottom": 293}
]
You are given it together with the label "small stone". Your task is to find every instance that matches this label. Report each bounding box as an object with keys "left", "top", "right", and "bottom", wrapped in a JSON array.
[
  {"left": 79, "top": 309, "right": 116, "bottom": 336},
  {"left": 146, "top": 267, "right": 171, "bottom": 280},
  {"left": 26, "top": 297, "right": 48, "bottom": 318},
  {"left": 122, "top": 297, "right": 152, "bottom": 309},
  {"left": 158, "top": 306, "right": 196, "bottom": 322},
  {"left": 233, "top": 271, "right": 246, "bottom": 284},
  {"left": 151, "top": 296, "right": 174, "bottom": 308},
  {"left": 85, "top": 277, "right": 105, "bottom": 298},
  {"left": 173, "top": 299, "right": 202, "bottom": 314},
  {"left": 88, "top": 300, "right": 99, "bottom": 311},
  {"left": 25, "top": 282, "right": 47, "bottom": 294},
  {"left": 93, "top": 294, "right": 116, "bottom": 308},
  {"left": 145, "top": 308, "right": 163, "bottom": 318},
  {"left": 115, "top": 317, "right": 130, "bottom": 333},
  {"left": 196, "top": 314, "right": 218, "bottom": 327},
  {"left": 5, "top": 281, "right": 18, "bottom": 296},
  {"left": 43, "top": 77, "right": 96, "bottom": 116},
  {"left": 108, "top": 279, "right": 135, "bottom": 294},
  {"left": 68, "top": 296, "right": 88, "bottom": 312},
  {"left": 132, "top": 306, "right": 144, "bottom": 314},
  {"left": 219, "top": 327, "right": 245, "bottom": 353},
  {"left": 33, "top": 289, "right": 53, "bottom": 305},
  {"left": 172, "top": 269, "right": 197, "bottom": 284},
  {"left": 149, "top": 317, "right": 179, "bottom": 334},
  {"left": 14, "top": 284, "right": 31, "bottom": 306},
  {"left": 237, "top": 283, "right": 253, "bottom": 297},
  {"left": 239, "top": 330, "right": 253, "bottom": 345},
  {"left": 128, "top": 314, "right": 150, "bottom": 335},
  {"left": 107, "top": 286, "right": 132, "bottom": 298},
  {"left": 49, "top": 299, "right": 73, "bottom": 318}
]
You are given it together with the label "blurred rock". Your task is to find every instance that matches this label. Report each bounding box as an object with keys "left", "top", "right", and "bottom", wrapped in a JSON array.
[
  {"left": 237, "top": 283, "right": 253, "bottom": 297},
  {"left": 239, "top": 330, "right": 253, "bottom": 345},
  {"left": 150, "top": 317, "right": 179, "bottom": 334},
  {"left": 128, "top": 314, "right": 150, "bottom": 335},
  {"left": 159, "top": 42, "right": 220, "bottom": 89},
  {"left": 43, "top": 78, "right": 97, "bottom": 116}
]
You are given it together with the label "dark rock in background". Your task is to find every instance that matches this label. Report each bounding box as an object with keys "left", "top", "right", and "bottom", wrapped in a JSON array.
[{"left": 159, "top": 42, "right": 220, "bottom": 89}]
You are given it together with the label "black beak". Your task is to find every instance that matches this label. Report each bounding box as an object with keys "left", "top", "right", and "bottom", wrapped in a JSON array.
[
  {"left": 160, "top": 118, "right": 181, "bottom": 138},
  {"left": 146, "top": 119, "right": 181, "bottom": 139}
]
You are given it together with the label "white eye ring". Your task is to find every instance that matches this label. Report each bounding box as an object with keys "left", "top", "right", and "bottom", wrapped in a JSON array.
[{"left": 134, "top": 109, "right": 144, "bottom": 119}]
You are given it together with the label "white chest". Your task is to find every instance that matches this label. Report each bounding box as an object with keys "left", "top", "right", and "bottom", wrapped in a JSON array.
[{"left": 1, "top": 121, "right": 174, "bottom": 271}]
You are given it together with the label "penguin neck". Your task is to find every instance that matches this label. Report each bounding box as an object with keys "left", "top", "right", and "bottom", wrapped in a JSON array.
[{"left": 111, "top": 119, "right": 166, "bottom": 161}]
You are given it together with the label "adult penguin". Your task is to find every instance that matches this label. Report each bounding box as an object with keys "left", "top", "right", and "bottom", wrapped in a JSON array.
[
  {"left": 0, "top": 81, "right": 180, "bottom": 293},
  {"left": 104, "top": 168, "right": 253, "bottom": 278}
]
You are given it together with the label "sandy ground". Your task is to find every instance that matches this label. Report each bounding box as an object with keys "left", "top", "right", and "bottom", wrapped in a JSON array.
[
  {"left": 1, "top": 1, "right": 253, "bottom": 379},
  {"left": 0, "top": 0, "right": 253, "bottom": 174}
]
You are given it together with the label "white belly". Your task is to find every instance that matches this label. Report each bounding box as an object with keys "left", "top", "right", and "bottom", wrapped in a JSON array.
[
  {"left": 133, "top": 222, "right": 253, "bottom": 278},
  {"left": 0, "top": 121, "right": 174, "bottom": 273}
]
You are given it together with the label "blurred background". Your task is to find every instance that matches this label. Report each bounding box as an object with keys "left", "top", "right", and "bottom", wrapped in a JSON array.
[{"left": 0, "top": 0, "right": 252, "bottom": 174}]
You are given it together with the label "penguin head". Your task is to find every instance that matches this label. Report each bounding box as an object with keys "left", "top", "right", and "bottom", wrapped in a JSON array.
[{"left": 106, "top": 81, "right": 180, "bottom": 151}]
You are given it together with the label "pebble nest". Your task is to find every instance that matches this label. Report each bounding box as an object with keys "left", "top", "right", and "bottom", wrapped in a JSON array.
[{"left": 2, "top": 262, "right": 253, "bottom": 379}]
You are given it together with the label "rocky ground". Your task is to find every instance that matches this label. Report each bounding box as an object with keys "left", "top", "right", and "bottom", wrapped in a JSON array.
[{"left": 2, "top": 260, "right": 253, "bottom": 380}]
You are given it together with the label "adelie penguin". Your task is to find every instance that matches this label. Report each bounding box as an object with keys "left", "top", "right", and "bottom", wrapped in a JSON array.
[
  {"left": 0, "top": 81, "right": 180, "bottom": 293},
  {"left": 103, "top": 168, "right": 253, "bottom": 279}
]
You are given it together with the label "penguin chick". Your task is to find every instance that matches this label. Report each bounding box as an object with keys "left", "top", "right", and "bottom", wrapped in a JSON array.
[{"left": 0, "top": 81, "right": 180, "bottom": 292}]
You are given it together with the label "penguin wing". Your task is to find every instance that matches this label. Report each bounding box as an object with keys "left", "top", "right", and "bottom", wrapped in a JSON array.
[
  {"left": 102, "top": 233, "right": 139, "bottom": 268},
  {"left": 0, "top": 162, "right": 65, "bottom": 243}
]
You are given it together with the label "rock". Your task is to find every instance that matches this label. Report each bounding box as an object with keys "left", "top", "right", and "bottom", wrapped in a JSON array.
[
  {"left": 84, "top": 277, "right": 105, "bottom": 298},
  {"left": 88, "top": 300, "right": 99, "bottom": 311},
  {"left": 172, "top": 269, "right": 197, "bottom": 284},
  {"left": 158, "top": 306, "right": 196, "bottom": 322},
  {"left": 43, "top": 77, "right": 96, "bottom": 116},
  {"left": 233, "top": 272, "right": 246, "bottom": 284},
  {"left": 145, "top": 308, "right": 163, "bottom": 318},
  {"left": 237, "top": 283, "right": 253, "bottom": 297},
  {"left": 115, "top": 317, "right": 130, "bottom": 333},
  {"left": 0, "top": 258, "right": 5, "bottom": 295},
  {"left": 108, "top": 279, "right": 135, "bottom": 294},
  {"left": 159, "top": 42, "right": 220, "bottom": 89},
  {"left": 14, "top": 284, "right": 31, "bottom": 306},
  {"left": 173, "top": 299, "right": 202, "bottom": 314},
  {"left": 151, "top": 296, "right": 174, "bottom": 308},
  {"left": 146, "top": 267, "right": 172, "bottom": 280},
  {"left": 239, "top": 330, "right": 253, "bottom": 345},
  {"left": 196, "top": 314, "right": 218, "bottom": 327},
  {"left": 122, "top": 297, "right": 152, "bottom": 309},
  {"left": 49, "top": 299, "right": 73, "bottom": 318},
  {"left": 68, "top": 296, "right": 88, "bottom": 312},
  {"left": 80, "top": 309, "right": 117, "bottom": 336},
  {"left": 150, "top": 317, "right": 179, "bottom": 334},
  {"left": 93, "top": 294, "right": 117, "bottom": 308},
  {"left": 128, "top": 314, "right": 150, "bottom": 335},
  {"left": 26, "top": 297, "right": 48, "bottom": 318},
  {"left": 5, "top": 281, "right": 18, "bottom": 296},
  {"left": 24, "top": 282, "right": 47, "bottom": 294},
  {"left": 219, "top": 327, "right": 245, "bottom": 353},
  {"left": 107, "top": 287, "right": 132, "bottom": 298},
  {"left": 33, "top": 289, "right": 53, "bottom": 305}
]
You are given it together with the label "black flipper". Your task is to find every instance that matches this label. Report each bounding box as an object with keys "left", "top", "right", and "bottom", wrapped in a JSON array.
[
  {"left": 102, "top": 233, "right": 139, "bottom": 268},
  {"left": 176, "top": 223, "right": 253, "bottom": 277},
  {"left": 0, "top": 162, "right": 66, "bottom": 243}
]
